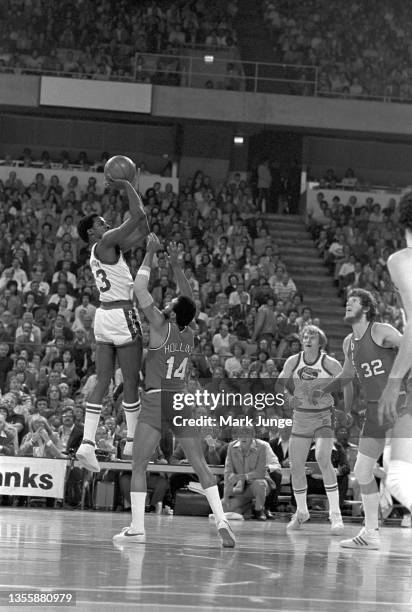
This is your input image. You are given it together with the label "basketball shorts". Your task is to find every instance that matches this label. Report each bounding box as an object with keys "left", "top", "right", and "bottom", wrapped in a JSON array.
[
  {"left": 291, "top": 407, "right": 333, "bottom": 439},
  {"left": 94, "top": 304, "right": 142, "bottom": 346},
  {"left": 139, "top": 389, "right": 196, "bottom": 437},
  {"left": 361, "top": 392, "right": 409, "bottom": 439}
]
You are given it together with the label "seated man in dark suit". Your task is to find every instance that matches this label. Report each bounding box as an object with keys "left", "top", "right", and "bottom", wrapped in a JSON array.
[{"left": 58, "top": 407, "right": 84, "bottom": 506}]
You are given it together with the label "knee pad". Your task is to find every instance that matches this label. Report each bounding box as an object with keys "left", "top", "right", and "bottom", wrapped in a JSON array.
[{"left": 353, "top": 453, "right": 376, "bottom": 486}]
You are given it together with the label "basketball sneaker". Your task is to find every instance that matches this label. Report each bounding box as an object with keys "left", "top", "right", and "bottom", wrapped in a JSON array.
[
  {"left": 339, "top": 527, "right": 380, "bottom": 549},
  {"left": 330, "top": 512, "right": 344, "bottom": 535},
  {"left": 217, "top": 519, "right": 236, "bottom": 548},
  {"left": 122, "top": 438, "right": 134, "bottom": 459},
  {"left": 400, "top": 514, "right": 411, "bottom": 528},
  {"left": 287, "top": 510, "right": 310, "bottom": 530},
  {"left": 76, "top": 440, "right": 100, "bottom": 473},
  {"left": 113, "top": 527, "right": 146, "bottom": 543}
]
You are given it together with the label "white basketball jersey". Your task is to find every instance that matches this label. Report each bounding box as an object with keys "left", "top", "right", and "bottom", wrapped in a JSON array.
[
  {"left": 292, "top": 351, "right": 334, "bottom": 409},
  {"left": 90, "top": 244, "right": 133, "bottom": 302}
]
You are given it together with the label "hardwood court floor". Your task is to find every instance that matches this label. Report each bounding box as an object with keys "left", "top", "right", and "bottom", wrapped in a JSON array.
[{"left": 0, "top": 508, "right": 411, "bottom": 612}]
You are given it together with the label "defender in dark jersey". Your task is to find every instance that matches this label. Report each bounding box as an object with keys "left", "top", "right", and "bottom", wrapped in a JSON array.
[
  {"left": 378, "top": 195, "right": 412, "bottom": 514},
  {"left": 113, "top": 235, "right": 235, "bottom": 548},
  {"left": 322, "top": 289, "right": 403, "bottom": 549}
]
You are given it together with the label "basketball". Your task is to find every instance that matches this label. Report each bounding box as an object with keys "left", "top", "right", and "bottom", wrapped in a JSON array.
[{"left": 104, "top": 155, "right": 136, "bottom": 182}]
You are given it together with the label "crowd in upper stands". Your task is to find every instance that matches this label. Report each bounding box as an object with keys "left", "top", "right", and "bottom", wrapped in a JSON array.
[
  {"left": 0, "top": 0, "right": 239, "bottom": 85},
  {"left": 263, "top": 0, "right": 412, "bottom": 101},
  {"left": 3, "top": 0, "right": 412, "bottom": 101}
]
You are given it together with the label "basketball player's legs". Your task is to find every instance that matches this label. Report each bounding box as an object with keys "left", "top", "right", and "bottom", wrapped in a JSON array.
[
  {"left": 387, "top": 412, "right": 412, "bottom": 512},
  {"left": 113, "top": 421, "right": 161, "bottom": 542},
  {"left": 177, "top": 435, "right": 236, "bottom": 547},
  {"left": 340, "top": 436, "right": 385, "bottom": 549},
  {"left": 117, "top": 337, "right": 143, "bottom": 456},
  {"left": 314, "top": 431, "right": 344, "bottom": 533},
  {"left": 77, "top": 343, "right": 115, "bottom": 472},
  {"left": 287, "top": 434, "right": 312, "bottom": 529}
]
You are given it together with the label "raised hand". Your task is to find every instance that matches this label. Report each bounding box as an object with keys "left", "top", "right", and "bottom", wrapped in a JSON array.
[
  {"left": 166, "top": 241, "right": 179, "bottom": 266},
  {"left": 146, "top": 232, "right": 163, "bottom": 253}
]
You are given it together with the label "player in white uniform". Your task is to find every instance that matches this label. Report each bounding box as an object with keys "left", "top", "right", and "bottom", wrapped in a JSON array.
[
  {"left": 277, "top": 325, "right": 344, "bottom": 534},
  {"left": 378, "top": 195, "right": 412, "bottom": 513},
  {"left": 76, "top": 178, "right": 149, "bottom": 472}
]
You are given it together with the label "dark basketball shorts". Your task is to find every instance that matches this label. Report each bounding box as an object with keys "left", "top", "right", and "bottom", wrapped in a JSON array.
[
  {"left": 361, "top": 392, "right": 409, "bottom": 439},
  {"left": 139, "top": 389, "right": 196, "bottom": 437},
  {"left": 291, "top": 407, "right": 333, "bottom": 439}
]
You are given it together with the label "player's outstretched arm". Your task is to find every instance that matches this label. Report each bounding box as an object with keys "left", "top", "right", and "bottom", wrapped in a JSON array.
[
  {"left": 100, "top": 179, "right": 150, "bottom": 252},
  {"left": 167, "top": 241, "right": 193, "bottom": 299},
  {"left": 133, "top": 233, "right": 165, "bottom": 332},
  {"left": 378, "top": 251, "right": 412, "bottom": 424},
  {"left": 106, "top": 174, "right": 148, "bottom": 228}
]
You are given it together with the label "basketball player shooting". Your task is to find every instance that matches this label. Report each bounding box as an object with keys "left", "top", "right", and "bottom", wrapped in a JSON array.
[
  {"left": 378, "top": 195, "right": 412, "bottom": 514},
  {"left": 76, "top": 156, "right": 150, "bottom": 472},
  {"left": 113, "top": 234, "right": 236, "bottom": 548}
]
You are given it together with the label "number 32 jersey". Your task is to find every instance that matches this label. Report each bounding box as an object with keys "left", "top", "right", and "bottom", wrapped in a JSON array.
[
  {"left": 348, "top": 323, "right": 397, "bottom": 402},
  {"left": 90, "top": 243, "right": 133, "bottom": 302}
]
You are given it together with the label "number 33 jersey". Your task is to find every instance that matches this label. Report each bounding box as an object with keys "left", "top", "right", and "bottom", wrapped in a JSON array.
[
  {"left": 348, "top": 322, "right": 397, "bottom": 402},
  {"left": 145, "top": 322, "right": 194, "bottom": 392},
  {"left": 90, "top": 244, "right": 133, "bottom": 302}
]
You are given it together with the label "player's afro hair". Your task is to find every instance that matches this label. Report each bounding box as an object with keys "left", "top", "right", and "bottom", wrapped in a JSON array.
[
  {"left": 348, "top": 288, "right": 377, "bottom": 321},
  {"left": 173, "top": 295, "right": 196, "bottom": 329},
  {"left": 77, "top": 214, "right": 98, "bottom": 243},
  {"left": 398, "top": 193, "right": 412, "bottom": 232}
]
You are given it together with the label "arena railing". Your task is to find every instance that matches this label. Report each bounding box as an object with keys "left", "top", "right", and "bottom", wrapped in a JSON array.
[
  {"left": 4, "top": 50, "right": 412, "bottom": 104},
  {"left": 0, "top": 51, "right": 318, "bottom": 95}
]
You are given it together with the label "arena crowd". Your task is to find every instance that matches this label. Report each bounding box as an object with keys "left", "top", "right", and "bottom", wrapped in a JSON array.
[{"left": 0, "top": 153, "right": 405, "bottom": 522}]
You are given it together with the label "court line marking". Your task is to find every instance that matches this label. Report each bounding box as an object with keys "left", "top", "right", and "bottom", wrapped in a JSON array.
[{"left": 2, "top": 585, "right": 411, "bottom": 606}]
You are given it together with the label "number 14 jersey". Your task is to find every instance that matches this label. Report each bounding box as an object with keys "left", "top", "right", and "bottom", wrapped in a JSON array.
[
  {"left": 90, "top": 243, "right": 133, "bottom": 302},
  {"left": 145, "top": 322, "right": 194, "bottom": 391},
  {"left": 349, "top": 322, "right": 397, "bottom": 402}
]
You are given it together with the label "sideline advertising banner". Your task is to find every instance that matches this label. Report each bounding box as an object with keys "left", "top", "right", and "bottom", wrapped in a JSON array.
[{"left": 0, "top": 457, "right": 66, "bottom": 498}]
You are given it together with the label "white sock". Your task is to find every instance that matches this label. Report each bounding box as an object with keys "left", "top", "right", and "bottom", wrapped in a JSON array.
[
  {"left": 130, "top": 492, "right": 146, "bottom": 534},
  {"left": 362, "top": 492, "right": 380, "bottom": 531},
  {"left": 123, "top": 400, "right": 141, "bottom": 438},
  {"left": 204, "top": 485, "right": 225, "bottom": 522},
  {"left": 83, "top": 403, "right": 102, "bottom": 442},
  {"left": 325, "top": 483, "right": 340, "bottom": 515},
  {"left": 293, "top": 487, "right": 308, "bottom": 514},
  {"left": 387, "top": 460, "right": 412, "bottom": 513}
]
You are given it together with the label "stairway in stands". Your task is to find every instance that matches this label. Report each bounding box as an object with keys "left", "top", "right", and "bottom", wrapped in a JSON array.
[{"left": 265, "top": 214, "right": 348, "bottom": 360}]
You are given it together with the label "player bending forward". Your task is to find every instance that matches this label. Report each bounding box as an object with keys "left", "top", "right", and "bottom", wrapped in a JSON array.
[
  {"left": 76, "top": 178, "right": 149, "bottom": 472},
  {"left": 378, "top": 196, "right": 412, "bottom": 515},
  {"left": 277, "top": 325, "right": 345, "bottom": 535},
  {"left": 113, "top": 235, "right": 236, "bottom": 548}
]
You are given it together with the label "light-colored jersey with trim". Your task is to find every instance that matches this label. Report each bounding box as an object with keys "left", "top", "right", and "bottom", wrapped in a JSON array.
[
  {"left": 90, "top": 243, "right": 133, "bottom": 303},
  {"left": 292, "top": 351, "right": 334, "bottom": 409}
]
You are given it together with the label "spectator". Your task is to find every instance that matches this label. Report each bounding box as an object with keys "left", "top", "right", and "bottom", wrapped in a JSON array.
[
  {"left": 223, "top": 426, "right": 273, "bottom": 520},
  {"left": 0, "top": 412, "right": 17, "bottom": 456}
]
